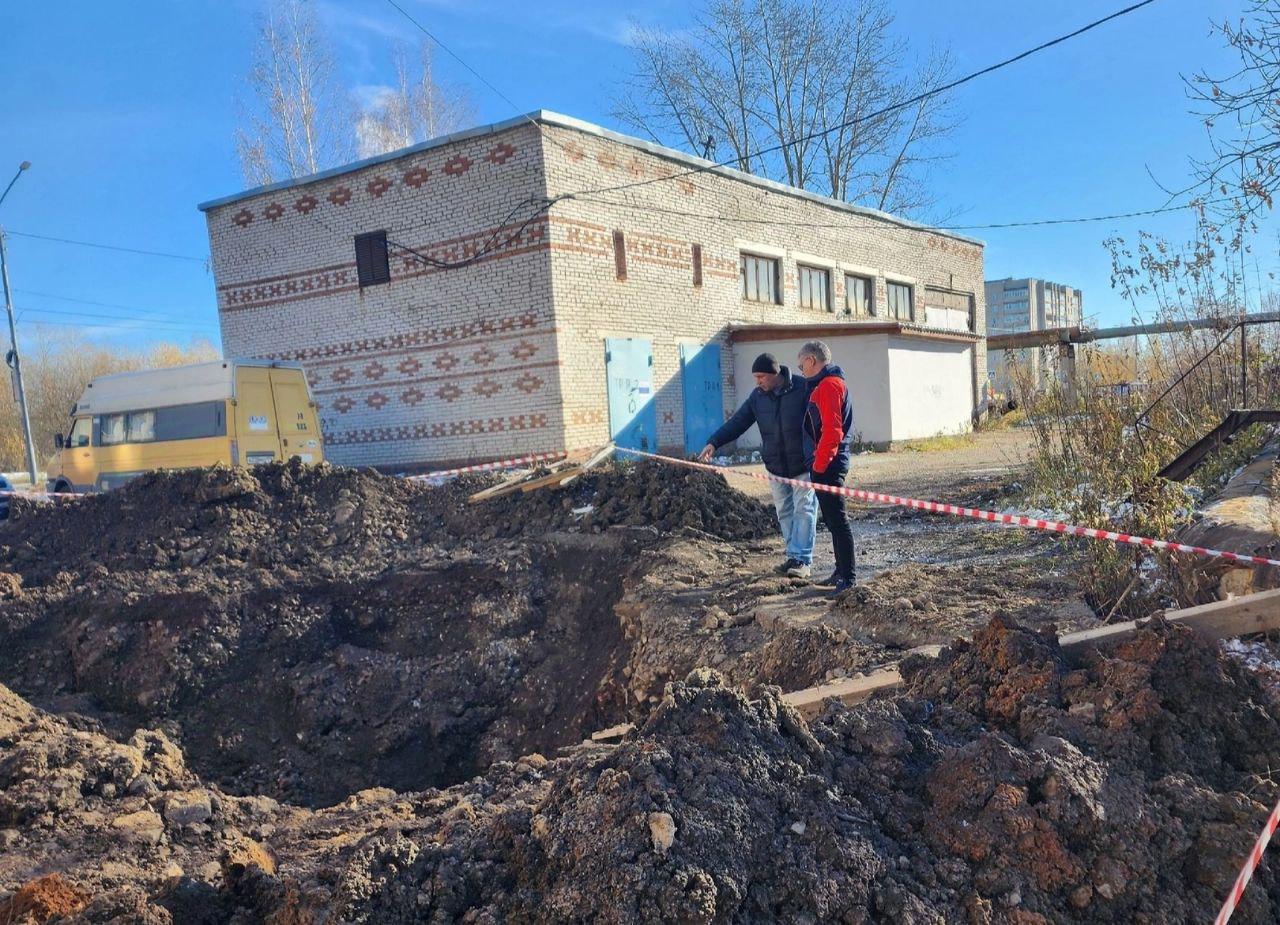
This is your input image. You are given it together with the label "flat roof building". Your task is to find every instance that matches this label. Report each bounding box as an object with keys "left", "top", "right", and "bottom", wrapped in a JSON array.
[
  {"left": 985, "top": 277, "right": 1082, "bottom": 393},
  {"left": 199, "top": 111, "right": 987, "bottom": 467}
]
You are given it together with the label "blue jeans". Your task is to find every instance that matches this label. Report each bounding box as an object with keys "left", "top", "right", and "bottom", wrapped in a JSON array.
[{"left": 769, "top": 474, "right": 818, "bottom": 565}]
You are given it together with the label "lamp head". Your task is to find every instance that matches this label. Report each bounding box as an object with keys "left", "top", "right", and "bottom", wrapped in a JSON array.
[{"left": 18, "top": 162, "right": 30, "bottom": 171}]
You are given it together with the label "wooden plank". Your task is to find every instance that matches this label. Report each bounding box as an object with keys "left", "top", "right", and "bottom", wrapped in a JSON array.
[
  {"left": 1059, "top": 587, "right": 1280, "bottom": 657},
  {"left": 561, "top": 443, "right": 615, "bottom": 487},
  {"left": 778, "top": 591, "right": 1280, "bottom": 721},
  {"left": 780, "top": 667, "right": 904, "bottom": 720},
  {"left": 520, "top": 465, "right": 584, "bottom": 493},
  {"left": 467, "top": 470, "right": 538, "bottom": 504},
  {"left": 590, "top": 722, "right": 635, "bottom": 743}
]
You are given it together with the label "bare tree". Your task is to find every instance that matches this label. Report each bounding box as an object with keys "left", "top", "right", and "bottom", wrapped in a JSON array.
[
  {"left": 1186, "top": 2, "right": 1280, "bottom": 224},
  {"left": 613, "top": 0, "right": 957, "bottom": 217},
  {"left": 357, "top": 43, "right": 476, "bottom": 159},
  {"left": 236, "top": 0, "right": 351, "bottom": 187}
]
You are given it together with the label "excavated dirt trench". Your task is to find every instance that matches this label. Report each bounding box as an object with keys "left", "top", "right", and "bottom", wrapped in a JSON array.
[
  {"left": 3, "top": 531, "right": 655, "bottom": 807},
  {"left": 0, "top": 461, "right": 781, "bottom": 808}
]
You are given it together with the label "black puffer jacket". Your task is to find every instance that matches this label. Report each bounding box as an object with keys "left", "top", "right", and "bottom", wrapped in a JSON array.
[{"left": 705, "top": 366, "right": 809, "bottom": 477}]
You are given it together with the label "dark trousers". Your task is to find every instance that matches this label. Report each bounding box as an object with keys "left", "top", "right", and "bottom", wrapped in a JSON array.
[{"left": 812, "top": 466, "right": 855, "bottom": 580}]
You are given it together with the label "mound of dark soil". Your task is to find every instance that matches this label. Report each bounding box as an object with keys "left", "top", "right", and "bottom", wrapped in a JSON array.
[{"left": 300, "top": 617, "right": 1280, "bottom": 923}]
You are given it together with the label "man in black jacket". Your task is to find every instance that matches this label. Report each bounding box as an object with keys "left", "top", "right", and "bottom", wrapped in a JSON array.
[{"left": 698, "top": 353, "right": 817, "bottom": 578}]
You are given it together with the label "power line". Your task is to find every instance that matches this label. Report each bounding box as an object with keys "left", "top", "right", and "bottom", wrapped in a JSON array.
[
  {"left": 16, "top": 304, "right": 217, "bottom": 330},
  {"left": 3, "top": 230, "right": 208, "bottom": 264},
  {"left": 16, "top": 315, "right": 216, "bottom": 335},
  {"left": 564, "top": 0, "right": 1162, "bottom": 201},
  {"left": 14, "top": 288, "right": 218, "bottom": 325},
  {"left": 568, "top": 194, "right": 1228, "bottom": 233}
]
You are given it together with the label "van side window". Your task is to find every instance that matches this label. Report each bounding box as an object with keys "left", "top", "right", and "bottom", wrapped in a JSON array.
[
  {"left": 100, "top": 414, "right": 126, "bottom": 446},
  {"left": 69, "top": 418, "right": 92, "bottom": 448},
  {"left": 127, "top": 410, "right": 156, "bottom": 443}
]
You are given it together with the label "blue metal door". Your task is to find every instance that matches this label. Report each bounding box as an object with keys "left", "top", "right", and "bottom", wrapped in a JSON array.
[
  {"left": 680, "top": 342, "right": 723, "bottom": 453},
  {"left": 605, "top": 338, "right": 657, "bottom": 450}
]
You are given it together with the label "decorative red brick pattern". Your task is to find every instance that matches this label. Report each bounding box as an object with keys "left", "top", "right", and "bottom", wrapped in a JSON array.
[
  {"left": 328, "top": 186, "right": 353, "bottom": 206},
  {"left": 332, "top": 366, "right": 354, "bottom": 384},
  {"left": 311, "top": 359, "right": 560, "bottom": 398},
  {"left": 363, "top": 360, "right": 386, "bottom": 380},
  {"left": 365, "top": 392, "right": 389, "bottom": 410},
  {"left": 403, "top": 166, "right": 431, "bottom": 189},
  {"left": 264, "top": 203, "right": 285, "bottom": 222},
  {"left": 397, "top": 357, "right": 423, "bottom": 375},
  {"left": 442, "top": 154, "right": 472, "bottom": 176},
  {"left": 570, "top": 408, "right": 606, "bottom": 426},
  {"left": 510, "top": 340, "right": 538, "bottom": 360},
  {"left": 326, "top": 413, "right": 550, "bottom": 447},
  {"left": 514, "top": 372, "right": 543, "bottom": 394},
  {"left": 662, "top": 411, "right": 675, "bottom": 424},
  {"left": 332, "top": 396, "right": 355, "bottom": 413},
  {"left": 366, "top": 176, "right": 393, "bottom": 198},
  {"left": 433, "top": 353, "right": 460, "bottom": 372},
  {"left": 232, "top": 208, "right": 254, "bottom": 228},
  {"left": 437, "top": 383, "right": 463, "bottom": 402},
  {"left": 401, "top": 387, "right": 425, "bottom": 406},
  {"left": 471, "top": 346, "right": 497, "bottom": 366},
  {"left": 486, "top": 142, "right": 516, "bottom": 165},
  {"left": 473, "top": 379, "right": 501, "bottom": 398},
  {"left": 294, "top": 195, "right": 319, "bottom": 215},
  {"left": 218, "top": 217, "right": 550, "bottom": 312}
]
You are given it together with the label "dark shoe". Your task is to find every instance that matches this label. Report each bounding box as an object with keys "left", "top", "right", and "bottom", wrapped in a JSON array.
[
  {"left": 775, "top": 558, "right": 801, "bottom": 574},
  {"left": 828, "top": 577, "right": 855, "bottom": 597},
  {"left": 814, "top": 570, "right": 839, "bottom": 587}
]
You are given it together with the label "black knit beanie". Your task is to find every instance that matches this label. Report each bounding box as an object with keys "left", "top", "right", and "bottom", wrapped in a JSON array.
[{"left": 751, "top": 353, "right": 781, "bottom": 375}]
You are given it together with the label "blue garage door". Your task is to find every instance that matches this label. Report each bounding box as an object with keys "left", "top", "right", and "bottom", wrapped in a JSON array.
[
  {"left": 679, "top": 342, "right": 723, "bottom": 453},
  {"left": 604, "top": 338, "right": 657, "bottom": 451}
]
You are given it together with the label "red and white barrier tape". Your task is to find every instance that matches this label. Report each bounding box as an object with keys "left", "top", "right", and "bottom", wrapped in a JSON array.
[
  {"left": 614, "top": 447, "right": 1280, "bottom": 570},
  {"left": 405, "top": 450, "right": 569, "bottom": 482},
  {"left": 0, "top": 487, "right": 80, "bottom": 502},
  {"left": 1215, "top": 796, "right": 1280, "bottom": 924}
]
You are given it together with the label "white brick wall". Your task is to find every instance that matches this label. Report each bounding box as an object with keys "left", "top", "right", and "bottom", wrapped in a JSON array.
[{"left": 201, "top": 114, "right": 986, "bottom": 467}]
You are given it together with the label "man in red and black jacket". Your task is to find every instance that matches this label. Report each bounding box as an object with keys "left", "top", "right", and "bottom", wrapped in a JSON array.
[{"left": 797, "top": 340, "right": 856, "bottom": 594}]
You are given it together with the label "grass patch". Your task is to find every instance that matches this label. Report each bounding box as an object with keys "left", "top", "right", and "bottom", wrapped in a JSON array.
[{"left": 897, "top": 431, "right": 977, "bottom": 453}]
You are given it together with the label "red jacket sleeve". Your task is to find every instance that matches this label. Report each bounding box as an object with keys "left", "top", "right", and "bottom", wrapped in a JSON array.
[{"left": 811, "top": 378, "right": 847, "bottom": 474}]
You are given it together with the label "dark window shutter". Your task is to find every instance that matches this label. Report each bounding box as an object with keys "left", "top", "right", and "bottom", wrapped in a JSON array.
[
  {"left": 692, "top": 243, "right": 703, "bottom": 287},
  {"left": 613, "top": 230, "right": 627, "bottom": 281},
  {"left": 355, "top": 231, "right": 391, "bottom": 287}
]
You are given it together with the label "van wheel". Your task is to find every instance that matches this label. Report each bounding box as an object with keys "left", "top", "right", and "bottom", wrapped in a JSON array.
[{"left": 53, "top": 480, "right": 73, "bottom": 494}]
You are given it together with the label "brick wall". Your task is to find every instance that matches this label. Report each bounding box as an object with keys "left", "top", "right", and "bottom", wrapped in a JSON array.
[
  {"left": 201, "top": 114, "right": 986, "bottom": 467},
  {"left": 203, "top": 123, "right": 563, "bottom": 468},
  {"left": 537, "top": 122, "right": 986, "bottom": 454}
]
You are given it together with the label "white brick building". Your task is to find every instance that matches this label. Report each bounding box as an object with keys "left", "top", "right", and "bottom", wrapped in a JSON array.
[{"left": 199, "top": 111, "right": 986, "bottom": 468}]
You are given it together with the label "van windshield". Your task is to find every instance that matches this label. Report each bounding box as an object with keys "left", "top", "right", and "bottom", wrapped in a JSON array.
[{"left": 68, "top": 418, "right": 91, "bottom": 448}]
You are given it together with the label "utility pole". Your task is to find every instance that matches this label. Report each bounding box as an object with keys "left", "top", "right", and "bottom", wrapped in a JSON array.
[{"left": 0, "top": 161, "right": 38, "bottom": 487}]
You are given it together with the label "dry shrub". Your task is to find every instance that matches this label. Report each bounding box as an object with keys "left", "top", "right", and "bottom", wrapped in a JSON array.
[{"left": 1020, "top": 223, "right": 1280, "bottom": 618}]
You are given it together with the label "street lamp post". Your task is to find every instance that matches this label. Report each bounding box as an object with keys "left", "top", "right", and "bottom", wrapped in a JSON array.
[{"left": 0, "top": 161, "right": 38, "bottom": 487}]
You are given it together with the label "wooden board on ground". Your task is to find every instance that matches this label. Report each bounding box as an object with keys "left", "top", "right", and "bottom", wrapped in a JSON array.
[
  {"left": 780, "top": 590, "right": 1280, "bottom": 721},
  {"left": 519, "top": 466, "right": 584, "bottom": 493},
  {"left": 561, "top": 443, "right": 615, "bottom": 487}
]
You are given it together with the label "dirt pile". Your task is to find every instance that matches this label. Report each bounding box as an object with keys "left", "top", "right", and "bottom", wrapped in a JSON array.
[
  {"left": 0, "top": 461, "right": 777, "bottom": 808},
  {"left": 3, "top": 618, "right": 1279, "bottom": 922}
]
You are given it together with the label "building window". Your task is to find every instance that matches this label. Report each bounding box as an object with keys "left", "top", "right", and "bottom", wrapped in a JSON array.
[
  {"left": 798, "top": 265, "right": 831, "bottom": 311},
  {"left": 886, "top": 281, "right": 913, "bottom": 320},
  {"left": 845, "top": 274, "right": 874, "bottom": 316},
  {"left": 354, "top": 231, "right": 391, "bottom": 287},
  {"left": 691, "top": 243, "right": 703, "bottom": 287},
  {"left": 740, "top": 253, "right": 779, "bottom": 304}
]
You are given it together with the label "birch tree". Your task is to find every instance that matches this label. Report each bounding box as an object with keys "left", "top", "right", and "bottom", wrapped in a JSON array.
[
  {"left": 613, "top": 0, "right": 956, "bottom": 217},
  {"left": 235, "top": 0, "right": 351, "bottom": 186},
  {"left": 356, "top": 43, "right": 476, "bottom": 158}
]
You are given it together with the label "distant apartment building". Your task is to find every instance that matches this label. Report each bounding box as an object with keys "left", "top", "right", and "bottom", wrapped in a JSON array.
[{"left": 985, "top": 277, "right": 1083, "bottom": 392}]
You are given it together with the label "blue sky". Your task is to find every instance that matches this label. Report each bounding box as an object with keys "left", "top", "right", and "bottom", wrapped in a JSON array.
[{"left": 0, "top": 0, "right": 1264, "bottom": 349}]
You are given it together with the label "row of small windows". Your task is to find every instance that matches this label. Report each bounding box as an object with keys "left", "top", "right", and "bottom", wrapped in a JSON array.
[
  {"left": 351, "top": 228, "right": 917, "bottom": 324},
  {"left": 740, "top": 253, "right": 913, "bottom": 320}
]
